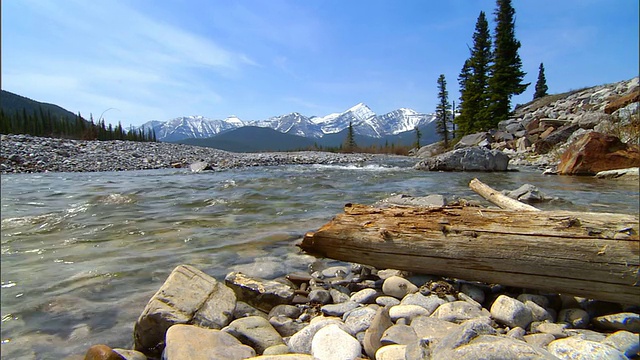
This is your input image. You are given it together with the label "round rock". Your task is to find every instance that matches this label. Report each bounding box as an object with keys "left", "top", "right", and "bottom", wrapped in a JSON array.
[
  {"left": 382, "top": 276, "right": 418, "bottom": 299},
  {"left": 490, "top": 295, "right": 533, "bottom": 329},
  {"left": 311, "top": 324, "right": 361, "bottom": 360}
]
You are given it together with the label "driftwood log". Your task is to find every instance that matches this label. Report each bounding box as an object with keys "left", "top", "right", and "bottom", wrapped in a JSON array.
[{"left": 300, "top": 202, "right": 639, "bottom": 304}]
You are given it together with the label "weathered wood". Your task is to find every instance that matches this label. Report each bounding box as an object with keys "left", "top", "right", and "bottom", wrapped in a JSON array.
[
  {"left": 469, "top": 178, "right": 540, "bottom": 211},
  {"left": 300, "top": 204, "right": 640, "bottom": 304}
]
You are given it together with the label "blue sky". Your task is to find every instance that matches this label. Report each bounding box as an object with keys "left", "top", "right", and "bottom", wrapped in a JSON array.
[{"left": 2, "top": 0, "right": 638, "bottom": 127}]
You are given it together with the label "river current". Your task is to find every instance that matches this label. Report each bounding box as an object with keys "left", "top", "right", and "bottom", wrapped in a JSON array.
[{"left": 1, "top": 157, "right": 638, "bottom": 359}]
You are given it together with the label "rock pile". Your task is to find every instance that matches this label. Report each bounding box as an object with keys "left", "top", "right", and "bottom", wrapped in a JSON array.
[
  {"left": 415, "top": 77, "right": 640, "bottom": 173},
  {"left": 82, "top": 262, "right": 639, "bottom": 360},
  {"left": 0, "top": 134, "right": 370, "bottom": 174}
]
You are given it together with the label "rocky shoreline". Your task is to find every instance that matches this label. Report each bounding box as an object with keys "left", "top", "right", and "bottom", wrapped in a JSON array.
[
  {"left": 0, "top": 134, "right": 370, "bottom": 174},
  {"left": 80, "top": 257, "right": 639, "bottom": 360}
]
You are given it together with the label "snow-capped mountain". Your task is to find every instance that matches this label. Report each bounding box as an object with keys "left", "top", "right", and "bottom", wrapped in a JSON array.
[
  {"left": 140, "top": 104, "right": 436, "bottom": 142},
  {"left": 253, "top": 112, "right": 324, "bottom": 138},
  {"left": 139, "top": 115, "right": 245, "bottom": 142}
]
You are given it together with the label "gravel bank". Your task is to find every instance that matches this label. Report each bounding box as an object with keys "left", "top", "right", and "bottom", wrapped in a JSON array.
[{"left": 0, "top": 134, "right": 371, "bottom": 174}]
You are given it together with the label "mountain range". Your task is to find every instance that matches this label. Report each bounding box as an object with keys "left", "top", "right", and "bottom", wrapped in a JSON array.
[{"left": 138, "top": 103, "right": 437, "bottom": 143}]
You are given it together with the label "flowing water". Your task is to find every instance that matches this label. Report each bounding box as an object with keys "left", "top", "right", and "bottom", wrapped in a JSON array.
[{"left": 1, "top": 157, "right": 638, "bottom": 359}]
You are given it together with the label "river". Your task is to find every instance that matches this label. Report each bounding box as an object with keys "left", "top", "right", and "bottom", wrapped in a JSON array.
[{"left": 1, "top": 157, "right": 638, "bottom": 359}]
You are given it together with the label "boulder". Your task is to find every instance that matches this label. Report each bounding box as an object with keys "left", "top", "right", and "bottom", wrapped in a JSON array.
[
  {"left": 189, "top": 161, "right": 213, "bottom": 172},
  {"left": 557, "top": 132, "right": 640, "bottom": 175},
  {"left": 454, "top": 132, "right": 492, "bottom": 149},
  {"left": 415, "top": 142, "right": 445, "bottom": 158},
  {"left": 503, "top": 184, "right": 552, "bottom": 203},
  {"left": 414, "top": 147, "right": 510, "bottom": 172},
  {"left": 592, "top": 312, "right": 640, "bottom": 332},
  {"left": 604, "top": 91, "right": 640, "bottom": 114},
  {"left": 225, "top": 272, "right": 295, "bottom": 312},
  {"left": 438, "top": 335, "right": 558, "bottom": 360},
  {"left": 431, "top": 301, "right": 489, "bottom": 324},
  {"left": 594, "top": 167, "right": 639, "bottom": 179},
  {"left": 133, "top": 265, "right": 236, "bottom": 358},
  {"left": 164, "top": 324, "right": 256, "bottom": 360},
  {"left": 534, "top": 123, "right": 579, "bottom": 154}
]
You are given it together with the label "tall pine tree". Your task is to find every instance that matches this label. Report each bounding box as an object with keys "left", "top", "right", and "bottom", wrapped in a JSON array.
[
  {"left": 487, "top": 0, "right": 529, "bottom": 126},
  {"left": 435, "top": 74, "right": 452, "bottom": 148},
  {"left": 343, "top": 122, "right": 357, "bottom": 152},
  {"left": 457, "top": 11, "right": 493, "bottom": 135},
  {"left": 534, "top": 62, "right": 548, "bottom": 99}
]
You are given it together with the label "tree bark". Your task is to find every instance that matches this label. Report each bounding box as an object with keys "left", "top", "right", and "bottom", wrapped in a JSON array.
[
  {"left": 469, "top": 178, "right": 540, "bottom": 211},
  {"left": 300, "top": 203, "right": 639, "bottom": 304}
]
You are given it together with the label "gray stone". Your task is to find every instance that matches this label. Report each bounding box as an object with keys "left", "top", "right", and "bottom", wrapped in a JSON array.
[
  {"left": 268, "top": 305, "right": 301, "bottom": 320},
  {"left": 564, "top": 329, "right": 607, "bottom": 342},
  {"left": 329, "top": 288, "right": 351, "bottom": 304},
  {"left": 380, "top": 324, "right": 418, "bottom": 345},
  {"left": 375, "top": 296, "right": 400, "bottom": 307},
  {"left": 350, "top": 288, "right": 379, "bottom": 304},
  {"left": 516, "top": 294, "right": 550, "bottom": 310},
  {"left": 363, "top": 306, "right": 393, "bottom": 359},
  {"left": 548, "top": 337, "right": 628, "bottom": 360},
  {"left": 344, "top": 305, "right": 378, "bottom": 334},
  {"left": 459, "top": 283, "right": 485, "bottom": 305},
  {"left": 401, "top": 293, "right": 445, "bottom": 314},
  {"left": 269, "top": 315, "right": 306, "bottom": 337},
  {"left": 602, "top": 330, "right": 640, "bottom": 358},
  {"left": 531, "top": 322, "right": 568, "bottom": 338},
  {"left": 234, "top": 301, "right": 269, "bottom": 319},
  {"left": 592, "top": 312, "right": 640, "bottom": 332},
  {"left": 164, "top": 324, "right": 255, "bottom": 360},
  {"left": 377, "top": 269, "right": 409, "bottom": 279},
  {"left": 320, "top": 301, "right": 360, "bottom": 317},
  {"left": 504, "top": 184, "right": 550, "bottom": 203},
  {"left": 525, "top": 301, "right": 555, "bottom": 322},
  {"left": 287, "top": 317, "right": 348, "bottom": 354},
  {"left": 230, "top": 257, "right": 288, "bottom": 279},
  {"left": 263, "top": 344, "right": 290, "bottom": 356},
  {"left": 431, "top": 318, "right": 497, "bottom": 354},
  {"left": 134, "top": 265, "right": 236, "bottom": 358},
  {"left": 389, "top": 304, "right": 432, "bottom": 323},
  {"left": 454, "top": 132, "right": 493, "bottom": 149},
  {"left": 490, "top": 295, "right": 533, "bottom": 329},
  {"left": 415, "top": 147, "right": 510, "bottom": 172},
  {"left": 505, "top": 326, "right": 526, "bottom": 341},
  {"left": 438, "top": 335, "right": 558, "bottom": 360},
  {"left": 404, "top": 339, "right": 431, "bottom": 360},
  {"left": 225, "top": 272, "right": 295, "bottom": 312},
  {"left": 376, "top": 344, "right": 408, "bottom": 360},
  {"left": 308, "top": 289, "right": 332, "bottom": 304},
  {"left": 595, "top": 167, "right": 639, "bottom": 179},
  {"left": 523, "top": 333, "right": 556, "bottom": 348},
  {"left": 557, "top": 308, "right": 590, "bottom": 329},
  {"left": 223, "top": 316, "right": 284, "bottom": 355},
  {"left": 311, "top": 324, "right": 361, "bottom": 360},
  {"left": 382, "top": 276, "right": 418, "bottom": 299},
  {"left": 410, "top": 316, "right": 460, "bottom": 342},
  {"left": 189, "top": 161, "right": 212, "bottom": 172},
  {"left": 248, "top": 355, "right": 313, "bottom": 360},
  {"left": 432, "top": 301, "right": 489, "bottom": 323}
]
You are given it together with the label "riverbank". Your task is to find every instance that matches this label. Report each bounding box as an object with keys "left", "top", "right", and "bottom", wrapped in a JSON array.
[{"left": 0, "top": 134, "right": 371, "bottom": 174}]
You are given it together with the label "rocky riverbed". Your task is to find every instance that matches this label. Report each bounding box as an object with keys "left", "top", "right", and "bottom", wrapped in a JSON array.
[
  {"left": 0, "top": 134, "right": 370, "bottom": 174},
  {"left": 80, "top": 259, "right": 639, "bottom": 360}
]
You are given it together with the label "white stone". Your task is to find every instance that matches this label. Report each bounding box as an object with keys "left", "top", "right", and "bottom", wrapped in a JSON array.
[{"left": 311, "top": 324, "right": 362, "bottom": 360}]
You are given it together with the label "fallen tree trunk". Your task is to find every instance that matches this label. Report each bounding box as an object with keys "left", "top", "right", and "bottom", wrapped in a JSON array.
[
  {"left": 300, "top": 204, "right": 639, "bottom": 304},
  {"left": 469, "top": 178, "right": 540, "bottom": 211}
]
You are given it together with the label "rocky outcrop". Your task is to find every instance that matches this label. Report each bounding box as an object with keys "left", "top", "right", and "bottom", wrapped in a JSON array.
[
  {"left": 414, "top": 147, "right": 509, "bottom": 172},
  {"left": 557, "top": 132, "right": 640, "bottom": 175}
]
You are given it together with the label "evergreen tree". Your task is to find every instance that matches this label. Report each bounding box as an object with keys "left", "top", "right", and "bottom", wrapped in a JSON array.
[
  {"left": 435, "top": 74, "right": 452, "bottom": 148},
  {"left": 457, "top": 11, "right": 493, "bottom": 135},
  {"left": 414, "top": 126, "right": 422, "bottom": 149},
  {"left": 343, "top": 122, "right": 357, "bottom": 152},
  {"left": 534, "top": 62, "right": 548, "bottom": 99},
  {"left": 487, "top": 0, "right": 529, "bottom": 126}
]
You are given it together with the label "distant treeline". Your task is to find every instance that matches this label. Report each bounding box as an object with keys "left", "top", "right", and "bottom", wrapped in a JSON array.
[{"left": 0, "top": 107, "right": 156, "bottom": 142}]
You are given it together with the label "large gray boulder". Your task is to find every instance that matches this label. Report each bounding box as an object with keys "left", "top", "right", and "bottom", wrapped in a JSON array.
[
  {"left": 134, "top": 265, "right": 236, "bottom": 358},
  {"left": 415, "top": 147, "right": 509, "bottom": 172}
]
